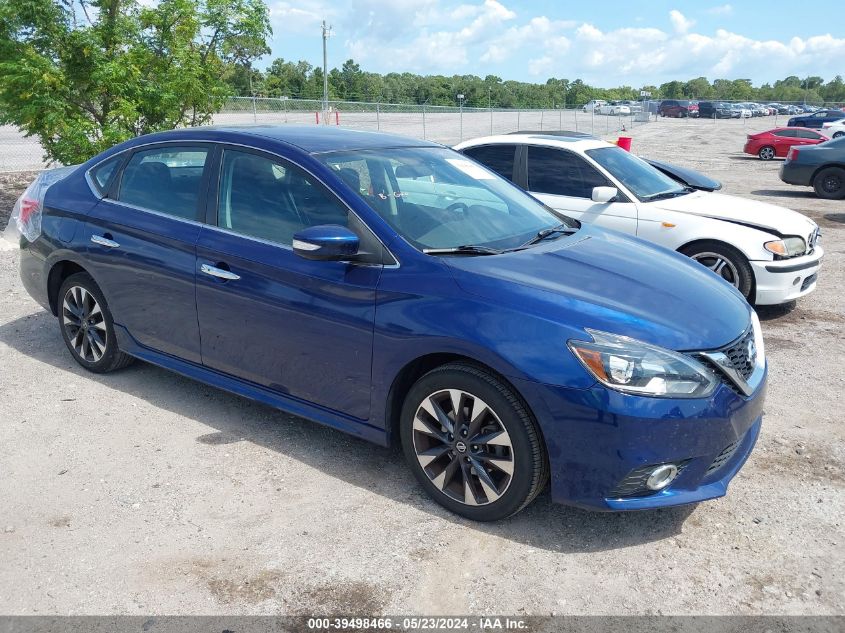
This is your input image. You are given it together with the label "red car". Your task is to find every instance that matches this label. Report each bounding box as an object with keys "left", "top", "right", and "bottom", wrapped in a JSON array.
[{"left": 744, "top": 127, "right": 829, "bottom": 160}]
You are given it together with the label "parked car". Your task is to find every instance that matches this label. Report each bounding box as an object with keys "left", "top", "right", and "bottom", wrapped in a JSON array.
[
  {"left": 744, "top": 127, "right": 829, "bottom": 160},
  {"left": 11, "top": 126, "right": 770, "bottom": 521},
  {"left": 456, "top": 133, "right": 822, "bottom": 305},
  {"left": 698, "top": 101, "right": 734, "bottom": 119},
  {"left": 598, "top": 101, "right": 631, "bottom": 116},
  {"left": 731, "top": 104, "right": 753, "bottom": 118},
  {"left": 582, "top": 99, "right": 607, "bottom": 113},
  {"left": 788, "top": 109, "right": 845, "bottom": 128},
  {"left": 780, "top": 135, "right": 845, "bottom": 199},
  {"left": 658, "top": 100, "right": 699, "bottom": 118},
  {"left": 621, "top": 100, "right": 643, "bottom": 113},
  {"left": 821, "top": 118, "right": 845, "bottom": 139}
]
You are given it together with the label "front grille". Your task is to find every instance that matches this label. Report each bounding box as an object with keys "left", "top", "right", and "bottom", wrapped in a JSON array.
[
  {"left": 807, "top": 228, "right": 820, "bottom": 255},
  {"left": 801, "top": 273, "right": 818, "bottom": 291},
  {"left": 694, "top": 326, "right": 757, "bottom": 395},
  {"left": 722, "top": 327, "right": 756, "bottom": 381},
  {"left": 609, "top": 461, "right": 689, "bottom": 498},
  {"left": 706, "top": 437, "right": 743, "bottom": 476}
]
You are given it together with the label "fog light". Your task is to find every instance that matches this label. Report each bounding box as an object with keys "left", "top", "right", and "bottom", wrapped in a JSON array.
[
  {"left": 793, "top": 277, "right": 800, "bottom": 286},
  {"left": 646, "top": 464, "right": 679, "bottom": 490}
]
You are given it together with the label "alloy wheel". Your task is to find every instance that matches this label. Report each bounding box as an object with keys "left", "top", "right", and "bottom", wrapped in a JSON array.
[
  {"left": 411, "top": 389, "right": 514, "bottom": 506},
  {"left": 62, "top": 285, "right": 108, "bottom": 362},
  {"left": 691, "top": 252, "right": 740, "bottom": 287},
  {"left": 759, "top": 147, "right": 775, "bottom": 160}
]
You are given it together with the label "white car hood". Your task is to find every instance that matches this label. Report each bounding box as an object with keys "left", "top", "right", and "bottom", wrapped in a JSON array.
[{"left": 645, "top": 191, "right": 817, "bottom": 237}]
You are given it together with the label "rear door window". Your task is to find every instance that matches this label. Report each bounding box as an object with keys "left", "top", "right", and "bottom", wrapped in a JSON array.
[
  {"left": 117, "top": 147, "right": 208, "bottom": 220},
  {"left": 526, "top": 146, "right": 610, "bottom": 198},
  {"left": 461, "top": 145, "right": 517, "bottom": 181},
  {"left": 773, "top": 130, "right": 798, "bottom": 137}
]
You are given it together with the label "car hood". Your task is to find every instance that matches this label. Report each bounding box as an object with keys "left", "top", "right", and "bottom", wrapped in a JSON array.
[
  {"left": 644, "top": 190, "right": 817, "bottom": 237},
  {"left": 444, "top": 225, "right": 751, "bottom": 352},
  {"left": 642, "top": 158, "right": 722, "bottom": 191}
]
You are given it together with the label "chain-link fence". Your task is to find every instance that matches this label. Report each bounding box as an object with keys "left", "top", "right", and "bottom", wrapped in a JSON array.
[
  {"left": 215, "top": 97, "right": 643, "bottom": 145},
  {"left": 4, "top": 96, "right": 843, "bottom": 172}
]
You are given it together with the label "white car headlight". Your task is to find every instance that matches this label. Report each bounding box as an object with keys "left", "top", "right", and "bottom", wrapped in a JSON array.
[
  {"left": 764, "top": 236, "right": 806, "bottom": 257},
  {"left": 568, "top": 330, "right": 718, "bottom": 398}
]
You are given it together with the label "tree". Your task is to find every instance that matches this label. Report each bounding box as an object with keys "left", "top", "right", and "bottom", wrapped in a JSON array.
[{"left": 0, "top": 0, "right": 271, "bottom": 164}]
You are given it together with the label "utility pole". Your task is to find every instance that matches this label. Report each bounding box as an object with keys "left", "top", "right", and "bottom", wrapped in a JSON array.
[
  {"left": 457, "top": 93, "right": 465, "bottom": 141},
  {"left": 321, "top": 20, "right": 332, "bottom": 124}
]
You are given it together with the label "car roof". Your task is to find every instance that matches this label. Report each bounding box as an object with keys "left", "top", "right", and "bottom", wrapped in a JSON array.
[
  {"left": 127, "top": 125, "right": 441, "bottom": 154},
  {"left": 456, "top": 133, "right": 610, "bottom": 151}
]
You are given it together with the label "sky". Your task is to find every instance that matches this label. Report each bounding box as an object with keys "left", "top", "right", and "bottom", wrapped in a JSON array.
[{"left": 262, "top": 0, "right": 845, "bottom": 87}]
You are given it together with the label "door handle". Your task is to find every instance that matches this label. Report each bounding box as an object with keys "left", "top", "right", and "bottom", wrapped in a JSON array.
[
  {"left": 91, "top": 235, "right": 120, "bottom": 248},
  {"left": 200, "top": 263, "right": 241, "bottom": 281}
]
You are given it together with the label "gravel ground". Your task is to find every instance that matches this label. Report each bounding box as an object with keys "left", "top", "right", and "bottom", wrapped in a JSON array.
[{"left": 0, "top": 117, "right": 843, "bottom": 616}]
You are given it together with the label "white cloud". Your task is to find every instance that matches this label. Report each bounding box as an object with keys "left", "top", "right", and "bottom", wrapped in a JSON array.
[
  {"left": 669, "top": 10, "right": 695, "bottom": 34},
  {"left": 707, "top": 4, "right": 733, "bottom": 16},
  {"left": 266, "top": 0, "right": 845, "bottom": 86}
]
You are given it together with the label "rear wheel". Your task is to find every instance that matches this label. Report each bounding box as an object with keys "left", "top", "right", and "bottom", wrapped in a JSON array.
[
  {"left": 813, "top": 167, "right": 845, "bottom": 200},
  {"left": 680, "top": 241, "right": 754, "bottom": 301},
  {"left": 400, "top": 363, "right": 548, "bottom": 521},
  {"left": 58, "top": 273, "right": 134, "bottom": 373},
  {"left": 758, "top": 146, "right": 776, "bottom": 160},
  {"left": 833, "top": 131, "right": 843, "bottom": 139}
]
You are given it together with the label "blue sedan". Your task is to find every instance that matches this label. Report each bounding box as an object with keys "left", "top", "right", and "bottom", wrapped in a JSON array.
[
  {"left": 787, "top": 108, "right": 845, "bottom": 128},
  {"left": 12, "top": 126, "right": 766, "bottom": 520}
]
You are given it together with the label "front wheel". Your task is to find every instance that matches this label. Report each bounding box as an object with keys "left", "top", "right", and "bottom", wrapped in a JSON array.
[
  {"left": 680, "top": 241, "right": 754, "bottom": 301},
  {"left": 400, "top": 363, "right": 548, "bottom": 521},
  {"left": 833, "top": 132, "right": 843, "bottom": 139},
  {"left": 758, "top": 146, "right": 775, "bottom": 160},
  {"left": 58, "top": 273, "right": 135, "bottom": 373}
]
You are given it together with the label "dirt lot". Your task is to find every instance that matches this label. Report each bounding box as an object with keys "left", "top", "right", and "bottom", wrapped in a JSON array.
[{"left": 0, "top": 117, "right": 843, "bottom": 616}]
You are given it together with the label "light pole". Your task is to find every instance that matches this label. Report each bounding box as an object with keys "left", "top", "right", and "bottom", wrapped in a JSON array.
[
  {"left": 321, "top": 20, "right": 332, "bottom": 124},
  {"left": 488, "top": 86, "right": 492, "bottom": 134},
  {"left": 457, "top": 93, "right": 465, "bottom": 141}
]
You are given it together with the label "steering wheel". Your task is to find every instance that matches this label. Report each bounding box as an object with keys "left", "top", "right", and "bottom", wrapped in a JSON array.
[{"left": 446, "top": 201, "right": 470, "bottom": 214}]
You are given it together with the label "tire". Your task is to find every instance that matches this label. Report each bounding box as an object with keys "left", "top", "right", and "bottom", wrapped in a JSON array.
[
  {"left": 758, "top": 146, "right": 776, "bottom": 161},
  {"left": 680, "top": 241, "right": 754, "bottom": 301},
  {"left": 833, "top": 132, "right": 843, "bottom": 139},
  {"left": 58, "top": 272, "right": 134, "bottom": 373},
  {"left": 813, "top": 166, "right": 845, "bottom": 200},
  {"left": 400, "top": 363, "right": 548, "bottom": 521}
]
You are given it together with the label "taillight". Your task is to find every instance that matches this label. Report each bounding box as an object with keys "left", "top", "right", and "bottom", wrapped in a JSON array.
[
  {"left": 18, "top": 198, "right": 40, "bottom": 225},
  {"left": 787, "top": 148, "right": 799, "bottom": 161},
  {"left": 11, "top": 165, "right": 75, "bottom": 242}
]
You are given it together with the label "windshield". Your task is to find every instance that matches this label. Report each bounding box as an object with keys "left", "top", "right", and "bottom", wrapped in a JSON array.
[
  {"left": 585, "top": 146, "right": 688, "bottom": 201},
  {"left": 319, "top": 147, "right": 575, "bottom": 252}
]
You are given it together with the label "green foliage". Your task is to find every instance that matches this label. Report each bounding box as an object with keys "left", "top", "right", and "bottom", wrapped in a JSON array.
[
  {"left": 240, "top": 56, "right": 845, "bottom": 109},
  {"left": 0, "top": 0, "right": 271, "bottom": 164}
]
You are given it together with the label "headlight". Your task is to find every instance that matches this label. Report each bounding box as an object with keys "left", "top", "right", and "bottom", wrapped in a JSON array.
[
  {"left": 764, "top": 236, "right": 806, "bottom": 257},
  {"left": 568, "top": 330, "right": 718, "bottom": 398}
]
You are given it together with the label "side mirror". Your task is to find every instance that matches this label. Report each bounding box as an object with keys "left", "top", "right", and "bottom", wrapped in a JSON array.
[
  {"left": 292, "top": 225, "right": 359, "bottom": 261},
  {"left": 591, "top": 186, "right": 618, "bottom": 203}
]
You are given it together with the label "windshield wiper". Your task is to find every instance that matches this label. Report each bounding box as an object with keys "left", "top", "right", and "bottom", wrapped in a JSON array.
[
  {"left": 518, "top": 224, "right": 578, "bottom": 248},
  {"left": 423, "top": 244, "right": 502, "bottom": 256},
  {"left": 644, "top": 186, "right": 695, "bottom": 202}
]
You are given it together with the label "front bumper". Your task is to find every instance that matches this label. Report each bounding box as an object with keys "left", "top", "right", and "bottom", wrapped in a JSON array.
[
  {"left": 513, "top": 371, "right": 766, "bottom": 512},
  {"left": 751, "top": 246, "right": 824, "bottom": 305}
]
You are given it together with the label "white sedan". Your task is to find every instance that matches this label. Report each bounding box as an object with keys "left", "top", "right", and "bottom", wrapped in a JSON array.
[
  {"left": 821, "top": 118, "right": 845, "bottom": 139},
  {"left": 455, "top": 133, "right": 823, "bottom": 305},
  {"left": 598, "top": 102, "right": 631, "bottom": 116}
]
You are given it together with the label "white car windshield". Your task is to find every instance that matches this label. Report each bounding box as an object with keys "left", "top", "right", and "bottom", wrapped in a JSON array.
[
  {"left": 585, "top": 146, "right": 690, "bottom": 201},
  {"left": 320, "top": 147, "right": 576, "bottom": 253}
]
